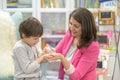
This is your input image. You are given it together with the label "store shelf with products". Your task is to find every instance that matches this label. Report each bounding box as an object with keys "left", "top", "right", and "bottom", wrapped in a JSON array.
[
  {"left": 96, "top": 1, "right": 118, "bottom": 80},
  {"left": 2, "top": 0, "right": 37, "bottom": 40},
  {"left": 4, "top": 0, "right": 32, "bottom": 9},
  {"left": 1, "top": 0, "right": 100, "bottom": 49},
  {"left": 37, "top": 0, "right": 71, "bottom": 49},
  {"left": 0, "top": 0, "right": 118, "bottom": 80},
  {"left": 74, "top": 0, "right": 99, "bottom": 8},
  {"left": 39, "top": 0, "right": 100, "bottom": 48},
  {"left": 2, "top": 0, "right": 36, "bottom": 19}
]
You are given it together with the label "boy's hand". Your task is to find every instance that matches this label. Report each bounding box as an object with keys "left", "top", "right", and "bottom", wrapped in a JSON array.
[
  {"left": 38, "top": 49, "right": 46, "bottom": 57},
  {"left": 37, "top": 53, "right": 49, "bottom": 63}
]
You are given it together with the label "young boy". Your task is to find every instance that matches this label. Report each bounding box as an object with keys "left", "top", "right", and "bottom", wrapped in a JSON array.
[{"left": 12, "top": 17, "right": 45, "bottom": 80}]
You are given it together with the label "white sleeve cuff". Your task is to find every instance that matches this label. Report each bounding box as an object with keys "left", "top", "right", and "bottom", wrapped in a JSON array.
[{"left": 64, "top": 64, "right": 75, "bottom": 74}]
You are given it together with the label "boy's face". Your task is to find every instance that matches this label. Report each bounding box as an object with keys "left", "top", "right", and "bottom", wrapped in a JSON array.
[{"left": 22, "top": 34, "right": 40, "bottom": 46}]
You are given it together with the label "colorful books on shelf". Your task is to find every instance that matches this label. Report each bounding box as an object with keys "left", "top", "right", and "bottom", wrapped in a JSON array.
[
  {"left": 49, "top": 0, "right": 55, "bottom": 8},
  {"left": 6, "top": 0, "right": 17, "bottom": 8},
  {"left": 41, "top": 13, "right": 66, "bottom": 35},
  {"left": 7, "top": 2, "right": 17, "bottom": 8},
  {"left": 7, "top": 0, "right": 32, "bottom": 8},
  {"left": 75, "top": 0, "right": 85, "bottom": 8},
  {"left": 41, "top": 0, "right": 65, "bottom": 8},
  {"left": 75, "top": 0, "right": 99, "bottom": 8}
]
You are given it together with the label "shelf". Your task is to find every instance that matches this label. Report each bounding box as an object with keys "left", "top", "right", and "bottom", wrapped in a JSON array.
[
  {"left": 96, "top": 69, "right": 107, "bottom": 75},
  {"left": 3, "top": 8, "right": 33, "bottom": 12},
  {"left": 41, "top": 37, "right": 62, "bottom": 49},
  {"left": 0, "top": 1, "right": 118, "bottom": 80},
  {"left": 42, "top": 35, "right": 64, "bottom": 38},
  {"left": 40, "top": 8, "right": 69, "bottom": 12},
  {"left": 5, "top": 0, "right": 32, "bottom": 8}
]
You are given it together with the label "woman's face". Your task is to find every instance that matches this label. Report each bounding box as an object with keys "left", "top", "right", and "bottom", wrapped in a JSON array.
[{"left": 69, "top": 17, "right": 81, "bottom": 38}]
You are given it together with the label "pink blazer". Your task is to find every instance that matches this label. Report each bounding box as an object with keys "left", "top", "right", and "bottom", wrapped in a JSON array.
[{"left": 55, "top": 31, "right": 100, "bottom": 80}]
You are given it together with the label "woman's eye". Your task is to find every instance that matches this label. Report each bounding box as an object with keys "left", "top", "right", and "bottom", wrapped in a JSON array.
[
  {"left": 74, "top": 25, "right": 79, "bottom": 28},
  {"left": 69, "top": 22, "right": 72, "bottom": 25}
]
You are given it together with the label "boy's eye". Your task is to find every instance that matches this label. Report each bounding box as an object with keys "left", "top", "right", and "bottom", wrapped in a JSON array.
[{"left": 34, "top": 38, "right": 39, "bottom": 40}]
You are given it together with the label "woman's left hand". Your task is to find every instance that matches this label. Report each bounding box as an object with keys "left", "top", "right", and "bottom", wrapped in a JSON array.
[
  {"left": 49, "top": 53, "right": 62, "bottom": 60},
  {"left": 44, "top": 53, "right": 62, "bottom": 61}
]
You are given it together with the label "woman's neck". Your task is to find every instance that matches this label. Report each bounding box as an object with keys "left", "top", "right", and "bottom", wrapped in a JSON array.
[{"left": 73, "top": 38, "right": 79, "bottom": 47}]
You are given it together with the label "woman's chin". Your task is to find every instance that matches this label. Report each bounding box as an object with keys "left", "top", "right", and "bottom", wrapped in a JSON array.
[{"left": 71, "top": 34, "right": 76, "bottom": 37}]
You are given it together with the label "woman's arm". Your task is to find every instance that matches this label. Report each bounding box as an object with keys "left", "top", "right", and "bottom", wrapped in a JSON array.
[
  {"left": 69, "top": 42, "right": 100, "bottom": 80},
  {"left": 45, "top": 53, "right": 75, "bottom": 74},
  {"left": 50, "top": 53, "right": 70, "bottom": 70}
]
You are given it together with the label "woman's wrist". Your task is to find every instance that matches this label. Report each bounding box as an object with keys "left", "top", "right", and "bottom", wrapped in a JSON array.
[
  {"left": 59, "top": 54, "right": 64, "bottom": 62},
  {"left": 64, "top": 64, "right": 75, "bottom": 74},
  {"left": 59, "top": 54, "right": 71, "bottom": 70}
]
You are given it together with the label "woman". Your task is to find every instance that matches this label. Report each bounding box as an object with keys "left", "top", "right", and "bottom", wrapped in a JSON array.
[{"left": 45, "top": 8, "right": 100, "bottom": 80}]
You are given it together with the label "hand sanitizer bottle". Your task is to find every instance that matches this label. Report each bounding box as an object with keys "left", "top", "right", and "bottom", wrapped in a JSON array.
[{"left": 41, "top": 44, "right": 54, "bottom": 80}]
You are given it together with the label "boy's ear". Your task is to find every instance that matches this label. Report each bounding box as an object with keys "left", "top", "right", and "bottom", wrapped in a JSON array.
[{"left": 22, "top": 33, "right": 26, "bottom": 38}]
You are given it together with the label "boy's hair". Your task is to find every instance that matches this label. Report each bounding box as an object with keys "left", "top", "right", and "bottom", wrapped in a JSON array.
[{"left": 19, "top": 17, "right": 43, "bottom": 38}]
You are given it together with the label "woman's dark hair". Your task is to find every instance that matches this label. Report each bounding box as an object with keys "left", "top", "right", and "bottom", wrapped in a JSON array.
[
  {"left": 19, "top": 17, "right": 43, "bottom": 38},
  {"left": 69, "top": 8, "right": 97, "bottom": 48}
]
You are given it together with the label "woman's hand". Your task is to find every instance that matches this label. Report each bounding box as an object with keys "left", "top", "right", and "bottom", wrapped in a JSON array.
[
  {"left": 46, "top": 53, "right": 71, "bottom": 70},
  {"left": 48, "top": 53, "right": 62, "bottom": 60},
  {"left": 43, "top": 53, "right": 71, "bottom": 70},
  {"left": 37, "top": 53, "right": 53, "bottom": 63},
  {"left": 43, "top": 53, "right": 63, "bottom": 62}
]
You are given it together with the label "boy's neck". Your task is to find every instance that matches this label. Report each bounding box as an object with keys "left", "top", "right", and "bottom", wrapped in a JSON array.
[{"left": 21, "top": 39, "right": 31, "bottom": 47}]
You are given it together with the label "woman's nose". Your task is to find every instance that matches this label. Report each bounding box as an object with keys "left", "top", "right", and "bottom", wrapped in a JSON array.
[{"left": 70, "top": 25, "right": 75, "bottom": 30}]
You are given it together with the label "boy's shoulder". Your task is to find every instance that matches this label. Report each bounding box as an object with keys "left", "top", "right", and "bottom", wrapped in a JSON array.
[{"left": 13, "top": 40, "right": 25, "bottom": 50}]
